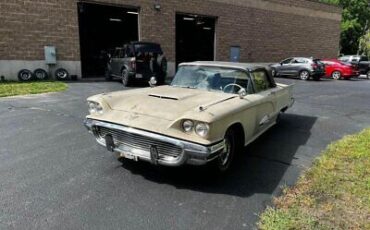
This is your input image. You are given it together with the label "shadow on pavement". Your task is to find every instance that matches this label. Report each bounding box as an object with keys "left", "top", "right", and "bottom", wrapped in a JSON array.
[{"left": 119, "top": 113, "right": 317, "bottom": 197}]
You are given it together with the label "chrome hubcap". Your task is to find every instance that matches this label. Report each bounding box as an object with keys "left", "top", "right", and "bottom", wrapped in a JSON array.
[
  {"left": 333, "top": 72, "right": 340, "bottom": 79},
  {"left": 57, "top": 72, "right": 66, "bottom": 78},
  {"left": 300, "top": 71, "right": 309, "bottom": 80},
  {"left": 22, "top": 73, "right": 31, "bottom": 80},
  {"left": 219, "top": 139, "right": 231, "bottom": 166}
]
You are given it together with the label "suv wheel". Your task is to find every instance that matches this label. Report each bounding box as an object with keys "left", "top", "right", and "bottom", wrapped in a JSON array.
[
  {"left": 121, "top": 69, "right": 130, "bottom": 87},
  {"left": 332, "top": 71, "right": 341, "bottom": 80},
  {"left": 105, "top": 68, "right": 112, "bottom": 81},
  {"left": 299, "top": 70, "right": 310, "bottom": 80}
]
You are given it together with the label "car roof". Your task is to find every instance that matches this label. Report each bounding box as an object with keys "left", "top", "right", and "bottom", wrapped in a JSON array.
[
  {"left": 130, "top": 41, "right": 160, "bottom": 46},
  {"left": 179, "top": 61, "right": 267, "bottom": 71}
]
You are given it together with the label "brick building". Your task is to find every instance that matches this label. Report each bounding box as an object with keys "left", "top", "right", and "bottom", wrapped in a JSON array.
[{"left": 0, "top": 0, "right": 342, "bottom": 80}]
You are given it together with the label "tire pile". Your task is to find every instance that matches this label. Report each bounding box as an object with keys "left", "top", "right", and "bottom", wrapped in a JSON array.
[{"left": 18, "top": 68, "right": 69, "bottom": 81}]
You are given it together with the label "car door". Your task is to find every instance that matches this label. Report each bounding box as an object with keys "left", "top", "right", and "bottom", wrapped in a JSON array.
[
  {"left": 250, "top": 70, "right": 278, "bottom": 135},
  {"left": 290, "top": 58, "right": 307, "bottom": 76},
  {"left": 279, "top": 58, "right": 294, "bottom": 75},
  {"left": 112, "top": 48, "right": 126, "bottom": 76}
]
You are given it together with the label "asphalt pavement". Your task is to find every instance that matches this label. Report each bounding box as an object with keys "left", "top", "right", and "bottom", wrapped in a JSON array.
[{"left": 1, "top": 77, "right": 370, "bottom": 230}]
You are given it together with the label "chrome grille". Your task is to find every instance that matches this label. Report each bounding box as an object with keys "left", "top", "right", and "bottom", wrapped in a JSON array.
[{"left": 95, "top": 126, "right": 183, "bottom": 158}]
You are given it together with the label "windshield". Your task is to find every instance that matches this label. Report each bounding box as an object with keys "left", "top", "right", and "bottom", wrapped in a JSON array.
[{"left": 171, "top": 65, "right": 250, "bottom": 94}]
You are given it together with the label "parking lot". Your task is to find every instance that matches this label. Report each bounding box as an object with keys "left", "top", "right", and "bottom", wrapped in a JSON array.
[{"left": 1, "top": 78, "right": 370, "bottom": 230}]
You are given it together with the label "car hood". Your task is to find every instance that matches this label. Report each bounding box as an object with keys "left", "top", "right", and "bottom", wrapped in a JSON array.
[{"left": 100, "top": 86, "right": 237, "bottom": 121}]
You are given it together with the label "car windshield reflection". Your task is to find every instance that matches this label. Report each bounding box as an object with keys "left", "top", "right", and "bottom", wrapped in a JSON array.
[{"left": 171, "top": 65, "right": 250, "bottom": 94}]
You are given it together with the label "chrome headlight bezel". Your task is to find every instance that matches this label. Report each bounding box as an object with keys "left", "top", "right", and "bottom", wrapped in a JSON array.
[
  {"left": 182, "top": 120, "right": 194, "bottom": 133},
  {"left": 88, "top": 101, "right": 104, "bottom": 115},
  {"left": 195, "top": 122, "right": 210, "bottom": 137}
]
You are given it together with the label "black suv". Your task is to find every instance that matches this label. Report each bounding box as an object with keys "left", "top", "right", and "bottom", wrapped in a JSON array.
[
  {"left": 106, "top": 42, "right": 167, "bottom": 86},
  {"left": 270, "top": 57, "right": 325, "bottom": 80},
  {"left": 338, "top": 55, "right": 370, "bottom": 79}
]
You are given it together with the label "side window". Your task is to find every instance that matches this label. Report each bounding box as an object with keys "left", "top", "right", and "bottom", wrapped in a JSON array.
[
  {"left": 360, "top": 56, "right": 368, "bottom": 62},
  {"left": 126, "top": 46, "right": 134, "bottom": 57},
  {"left": 119, "top": 48, "right": 125, "bottom": 58},
  {"left": 252, "top": 71, "right": 271, "bottom": 93},
  {"left": 293, "top": 58, "right": 306, "bottom": 64},
  {"left": 281, "top": 58, "right": 293, "bottom": 64},
  {"left": 113, "top": 49, "right": 120, "bottom": 58}
]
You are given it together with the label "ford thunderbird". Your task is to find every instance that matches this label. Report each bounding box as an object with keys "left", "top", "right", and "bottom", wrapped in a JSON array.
[{"left": 84, "top": 61, "right": 294, "bottom": 171}]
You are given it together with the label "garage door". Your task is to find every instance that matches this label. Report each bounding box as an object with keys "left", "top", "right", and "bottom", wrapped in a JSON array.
[
  {"left": 176, "top": 13, "right": 216, "bottom": 66},
  {"left": 78, "top": 2, "right": 139, "bottom": 78}
]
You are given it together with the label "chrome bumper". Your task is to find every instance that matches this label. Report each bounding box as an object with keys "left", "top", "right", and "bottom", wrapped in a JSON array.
[{"left": 84, "top": 119, "right": 225, "bottom": 166}]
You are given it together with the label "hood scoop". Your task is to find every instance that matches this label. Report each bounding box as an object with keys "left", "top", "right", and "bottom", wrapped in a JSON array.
[{"left": 148, "top": 93, "right": 178, "bottom": 100}]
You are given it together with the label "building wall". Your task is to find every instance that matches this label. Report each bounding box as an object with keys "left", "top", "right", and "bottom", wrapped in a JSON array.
[{"left": 0, "top": 0, "right": 341, "bottom": 80}]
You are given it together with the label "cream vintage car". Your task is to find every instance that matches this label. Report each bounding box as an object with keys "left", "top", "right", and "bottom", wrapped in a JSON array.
[{"left": 84, "top": 61, "right": 294, "bottom": 171}]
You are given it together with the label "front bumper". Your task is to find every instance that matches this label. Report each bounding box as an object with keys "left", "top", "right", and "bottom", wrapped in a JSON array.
[{"left": 84, "top": 119, "right": 225, "bottom": 166}]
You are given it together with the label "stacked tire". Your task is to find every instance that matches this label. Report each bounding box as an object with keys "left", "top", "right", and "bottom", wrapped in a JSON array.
[{"left": 17, "top": 68, "right": 69, "bottom": 81}]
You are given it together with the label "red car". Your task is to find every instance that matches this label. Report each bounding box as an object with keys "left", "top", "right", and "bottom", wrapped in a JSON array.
[{"left": 321, "top": 59, "right": 360, "bottom": 80}]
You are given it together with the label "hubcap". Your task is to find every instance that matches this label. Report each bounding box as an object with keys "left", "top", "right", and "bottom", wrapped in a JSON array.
[
  {"left": 272, "top": 69, "right": 276, "bottom": 76},
  {"left": 332, "top": 71, "right": 340, "bottom": 80},
  {"left": 21, "top": 72, "right": 31, "bottom": 80},
  {"left": 219, "top": 138, "right": 231, "bottom": 166},
  {"left": 300, "top": 71, "right": 309, "bottom": 80},
  {"left": 36, "top": 72, "right": 44, "bottom": 79},
  {"left": 57, "top": 72, "right": 67, "bottom": 78}
]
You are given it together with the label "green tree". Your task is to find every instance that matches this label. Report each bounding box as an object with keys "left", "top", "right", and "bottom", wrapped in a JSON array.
[
  {"left": 359, "top": 31, "right": 370, "bottom": 57},
  {"left": 320, "top": 0, "right": 370, "bottom": 55}
]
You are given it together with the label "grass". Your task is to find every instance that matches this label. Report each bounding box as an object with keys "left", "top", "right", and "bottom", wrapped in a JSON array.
[
  {"left": 258, "top": 128, "right": 370, "bottom": 230},
  {"left": 0, "top": 81, "right": 68, "bottom": 97}
]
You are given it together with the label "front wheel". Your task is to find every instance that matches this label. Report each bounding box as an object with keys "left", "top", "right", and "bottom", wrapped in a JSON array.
[
  {"left": 213, "top": 129, "right": 237, "bottom": 172},
  {"left": 331, "top": 71, "right": 341, "bottom": 80},
  {"left": 271, "top": 68, "right": 277, "bottom": 77},
  {"left": 299, "top": 70, "right": 310, "bottom": 80},
  {"left": 121, "top": 69, "right": 130, "bottom": 87}
]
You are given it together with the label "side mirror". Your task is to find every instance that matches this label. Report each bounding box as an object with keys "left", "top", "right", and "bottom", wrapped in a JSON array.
[
  {"left": 280, "top": 62, "right": 283, "bottom": 66},
  {"left": 149, "top": 76, "right": 157, "bottom": 87},
  {"left": 238, "top": 88, "right": 247, "bottom": 99}
]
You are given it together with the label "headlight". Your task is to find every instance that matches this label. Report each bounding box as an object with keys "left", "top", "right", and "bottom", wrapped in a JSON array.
[
  {"left": 88, "top": 101, "right": 103, "bottom": 115},
  {"left": 195, "top": 122, "right": 209, "bottom": 137},
  {"left": 182, "top": 120, "right": 194, "bottom": 132}
]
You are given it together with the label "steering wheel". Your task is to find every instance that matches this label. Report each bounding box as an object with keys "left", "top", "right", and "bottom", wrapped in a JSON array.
[{"left": 223, "top": 83, "right": 244, "bottom": 93}]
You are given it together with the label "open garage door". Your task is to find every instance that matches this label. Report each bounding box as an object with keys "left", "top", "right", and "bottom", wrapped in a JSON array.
[
  {"left": 176, "top": 13, "right": 216, "bottom": 66},
  {"left": 78, "top": 2, "right": 139, "bottom": 78}
]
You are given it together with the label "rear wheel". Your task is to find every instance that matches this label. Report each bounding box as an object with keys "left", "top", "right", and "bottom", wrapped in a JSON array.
[
  {"left": 121, "top": 68, "right": 130, "bottom": 87},
  {"left": 367, "top": 70, "right": 370, "bottom": 79},
  {"left": 299, "top": 70, "right": 310, "bottom": 80},
  {"left": 331, "top": 71, "right": 341, "bottom": 80}
]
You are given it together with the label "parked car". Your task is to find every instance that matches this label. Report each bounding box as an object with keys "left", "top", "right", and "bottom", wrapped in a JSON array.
[
  {"left": 84, "top": 61, "right": 294, "bottom": 172},
  {"left": 321, "top": 59, "right": 360, "bottom": 80},
  {"left": 270, "top": 57, "right": 325, "bottom": 80},
  {"left": 338, "top": 55, "right": 370, "bottom": 79},
  {"left": 106, "top": 42, "right": 167, "bottom": 86}
]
